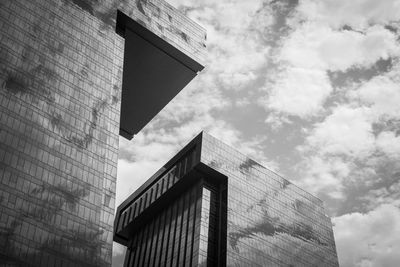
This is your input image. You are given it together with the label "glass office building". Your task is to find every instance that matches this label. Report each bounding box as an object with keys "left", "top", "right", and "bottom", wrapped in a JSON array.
[
  {"left": 0, "top": 0, "right": 205, "bottom": 266},
  {"left": 115, "top": 132, "right": 339, "bottom": 266}
]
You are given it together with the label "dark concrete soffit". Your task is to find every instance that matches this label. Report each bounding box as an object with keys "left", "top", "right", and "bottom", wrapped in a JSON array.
[
  {"left": 116, "top": 10, "right": 204, "bottom": 73},
  {"left": 116, "top": 11, "right": 205, "bottom": 140}
]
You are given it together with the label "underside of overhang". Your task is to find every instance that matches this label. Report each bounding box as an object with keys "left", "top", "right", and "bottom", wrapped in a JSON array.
[{"left": 116, "top": 10, "right": 204, "bottom": 140}]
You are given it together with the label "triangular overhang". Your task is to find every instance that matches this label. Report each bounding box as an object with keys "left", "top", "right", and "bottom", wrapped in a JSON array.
[{"left": 116, "top": 10, "right": 205, "bottom": 140}]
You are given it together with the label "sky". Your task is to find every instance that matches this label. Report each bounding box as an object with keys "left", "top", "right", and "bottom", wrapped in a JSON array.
[{"left": 113, "top": 0, "right": 400, "bottom": 266}]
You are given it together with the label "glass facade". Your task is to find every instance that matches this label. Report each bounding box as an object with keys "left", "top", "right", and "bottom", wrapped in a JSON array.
[
  {"left": 198, "top": 187, "right": 211, "bottom": 266},
  {"left": 123, "top": 182, "right": 205, "bottom": 267},
  {"left": 118, "top": 179, "right": 222, "bottom": 267},
  {"left": 0, "top": 0, "right": 206, "bottom": 266},
  {"left": 115, "top": 132, "right": 339, "bottom": 266},
  {"left": 116, "top": 148, "right": 197, "bottom": 233},
  {"left": 201, "top": 132, "right": 339, "bottom": 267}
]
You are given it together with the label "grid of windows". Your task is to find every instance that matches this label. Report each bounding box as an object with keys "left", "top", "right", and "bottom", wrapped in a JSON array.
[
  {"left": 116, "top": 132, "right": 337, "bottom": 266},
  {"left": 115, "top": 132, "right": 339, "bottom": 266},
  {"left": 124, "top": 182, "right": 205, "bottom": 267},
  {"left": 0, "top": 0, "right": 205, "bottom": 266},
  {"left": 0, "top": 0, "right": 122, "bottom": 265},
  {"left": 120, "top": 0, "right": 207, "bottom": 65},
  {"left": 198, "top": 187, "right": 210, "bottom": 266},
  {"left": 117, "top": 148, "right": 196, "bottom": 232},
  {"left": 200, "top": 133, "right": 339, "bottom": 267}
]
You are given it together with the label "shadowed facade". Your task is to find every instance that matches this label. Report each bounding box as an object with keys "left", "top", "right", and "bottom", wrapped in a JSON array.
[
  {"left": 0, "top": 0, "right": 205, "bottom": 266},
  {"left": 114, "top": 132, "right": 339, "bottom": 267}
]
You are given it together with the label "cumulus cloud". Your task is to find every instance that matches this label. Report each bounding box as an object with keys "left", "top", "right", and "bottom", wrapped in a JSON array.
[
  {"left": 264, "top": 4, "right": 399, "bottom": 119},
  {"left": 265, "top": 67, "right": 332, "bottom": 118},
  {"left": 210, "top": 34, "right": 269, "bottom": 88},
  {"left": 360, "top": 181, "right": 400, "bottom": 211},
  {"left": 304, "top": 106, "right": 375, "bottom": 158},
  {"left": 295, "top": 102, "right": 399, "bottom": 205},
  {"left": 264, "top": 19, "right": 399, "bottom": 119},
  {"left": 350, "top": 74, "right": 400, "bottom": 120},
  {"left": 112, "top": 243, "right": 126, "bottom": 267},
  {"left": 333, "top": 204, "right": 400, "bottom": 267},
  {"left": 169, "top": 0, "right": 263, "bottom": 31},
  {"left": 297, "top": 0, "right": 400, "bottom": 29},
  {"left": 280, "top": 24, "right": 399, "bottom": 72},
  {"left": 174, "top": 0, "right": 270, "bottom": 89},
  {"left": 376, "top": 131, "right": 400, "bottom": 159},
  {"left": 264, "top": 112, "right": 293, "bottom": 131},
  {"left": 295, "top": 88, "right": 400, "bottom": 216},
  {"left": 298, "top": 156, "right": 350, "bottom": 199},
  {"left": 116, "top": 158, "right": 164, "bottom": 205},
  {"left": 156, "top": 74, "right": 230, "bottom": 123}
]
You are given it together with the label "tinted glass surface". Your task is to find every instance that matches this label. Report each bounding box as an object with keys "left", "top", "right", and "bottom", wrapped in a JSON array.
[
  {"left": 0, "top": 0, "right": 205, "bottom": 266},
  {"left": 200, "top": 133, "right": 339, "bottom": 267},
  {"left": 124, "top": 182, "right": 204, "bottom": 267},
  {"left": 0, "top": 0, "right": 122, "bottom": 265}
]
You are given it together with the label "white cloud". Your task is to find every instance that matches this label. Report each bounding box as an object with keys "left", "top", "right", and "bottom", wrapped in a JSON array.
[
  {"left": 120, "top": 133, "right": 178, "bottom": 162},
  {"left": 112, "top": 242, "right": 125, "bottom": 256},
  {"left": 376, "top": 131, "right": 400, "bottom": 159},
  {"left": 234, "top": 97, "right": 251, "bottom": 107},
  {"left": 280, "top": 23, "right": 399, "bottom": 72},
  {"left": 279, "top": 23, "right": 331, "bottom": 70},
  {"left": 304, "top": 106, "right": 375, "bottom": 158},
  {"left": 157, "top": 74, "right": 230, "bottom": 123},
  {"left": 360, "top": 184, "right": 400, "bottom": 211},
  {"left": 267, "top": 18, "right": 398, "bottom": 119},
  {"left": 112, "top": 242, "right": 126, "bottom": 267},
  {"left": 264, "top": 112, "right": 293, "bottom": 131},
  {"left": 170, "top": 0, "right": 264, "bottom": 32},
  {"left": 333, "top": 204, "right": 400, "bottom": 267},
  {"left": 297, "top": 0, "right": 400, "bottom": 30},
  {"left": 116, "top": 158, "right": 163, "bottom": 205},
  {"left": 350, "top": 74, "right": 400, "bottom": 120},
  {"left": 294, "top": 106, "right": 375, "bottom": 200},
  {"left": 264, "top": 1, "right": 399, "bottom": 121},
  {"left": 171, "top": 0, "right": 270, "bottom": 89},
  {"left": 265, "top": 67, "right": 332, "bottom": 118},
  {"left": 297, "top": 155, "right": 351, "bottom": 199},
  {"left": 296, "top": 89, "right": 400, "bottom": 203},
  {"left": 206, "top": 23, "right": 269, "bottom": 89},
  {"left": 318, "top": 26, "right": 399, "bottom": 71}
]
